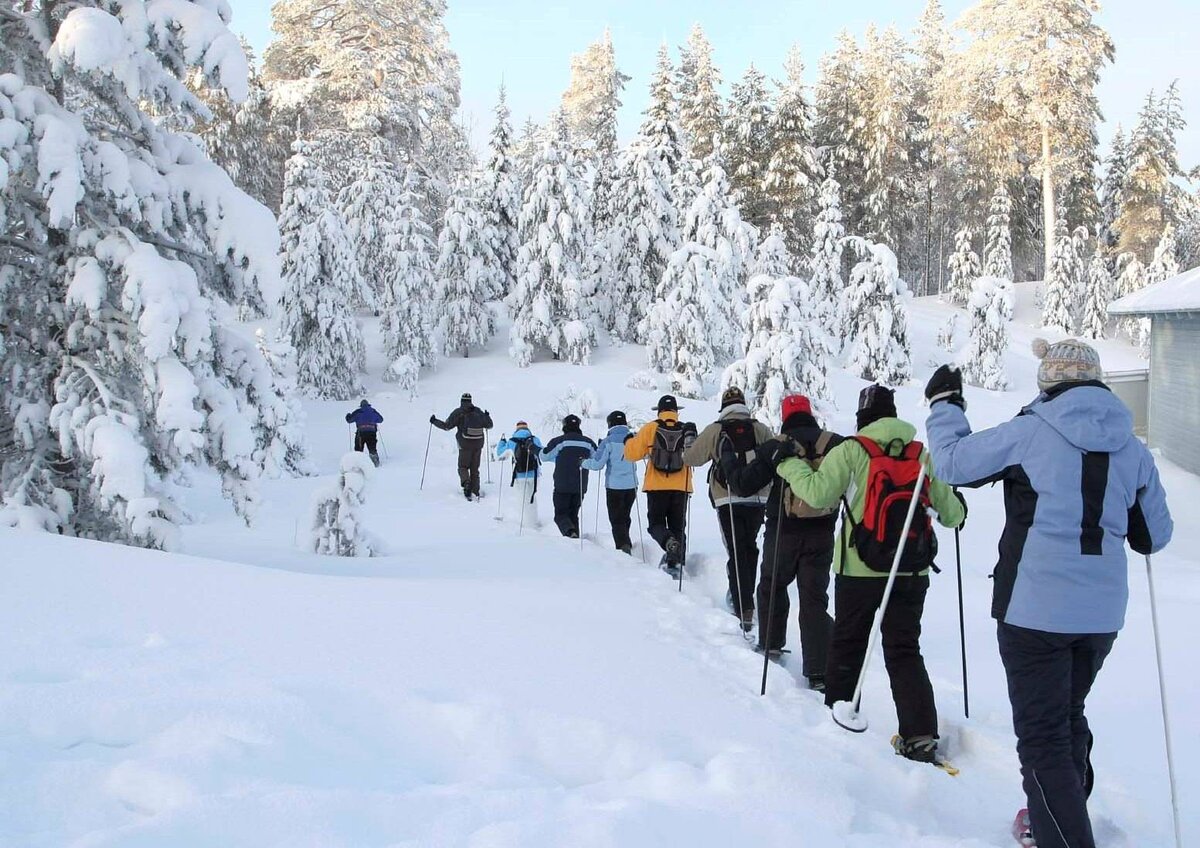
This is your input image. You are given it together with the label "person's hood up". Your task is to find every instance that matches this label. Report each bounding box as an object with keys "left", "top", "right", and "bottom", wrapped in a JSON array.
[
  {"left": 857, "top": 417, "right": 917, "bottom": 449},
  {"left": 511, "top": 428, "right": 534, "bottom": 440},
  {"left": 1025, "top": 384, "right": 1132, "bottom": 453},
  {"left": 718, "top": 403, "right": 753, "bottom": 421},
  {"left": 606, "top": 424, "right": 631, "bottom": 441}
]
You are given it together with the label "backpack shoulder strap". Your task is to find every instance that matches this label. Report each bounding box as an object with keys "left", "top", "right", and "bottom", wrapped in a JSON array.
[
  {"left": 853, "top": 435, "right": 883, "bottom": 459},
  {"left": 814, "top": 431, "right": 835, "bottom": 457},
  {"left": 904, "top": 440, "right": 925, "bottom": 460}
]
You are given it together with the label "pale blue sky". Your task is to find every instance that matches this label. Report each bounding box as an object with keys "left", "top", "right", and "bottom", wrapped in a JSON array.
[{"left": 236, "top": 0, "right": 1200, "bottom": 168}]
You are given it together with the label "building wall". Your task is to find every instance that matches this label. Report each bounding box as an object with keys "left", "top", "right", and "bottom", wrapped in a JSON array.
[{"left": 1150, "top": 314, "right": 1200, "bottom": 475}]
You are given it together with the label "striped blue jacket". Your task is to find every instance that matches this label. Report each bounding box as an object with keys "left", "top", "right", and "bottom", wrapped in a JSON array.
[{"left": 542, "top": 429, "right": 597, "bottom": 495}]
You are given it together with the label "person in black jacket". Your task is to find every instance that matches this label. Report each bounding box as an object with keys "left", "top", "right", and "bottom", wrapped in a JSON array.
[
  {"left": 431, "top": 393, "right": 494, "bottom": 500},
  {"left": 719, "top": 394, "right": 842, "bottom": 691},
  {"left": 541, "top": 414, "right": 597, "bottom": 538}
]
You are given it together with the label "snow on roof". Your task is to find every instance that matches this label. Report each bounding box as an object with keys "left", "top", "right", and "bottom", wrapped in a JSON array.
[{"left": 1109, "top": 265, "right": 1200, "bottom": 316}]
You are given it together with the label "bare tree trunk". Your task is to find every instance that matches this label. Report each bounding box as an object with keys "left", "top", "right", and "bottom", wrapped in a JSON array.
[{"left": 1041, "top": 121, "right": 1056, "bottom": 283}]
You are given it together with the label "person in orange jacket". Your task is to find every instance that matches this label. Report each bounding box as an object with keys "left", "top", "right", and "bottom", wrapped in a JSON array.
[{"left": 624, "top": 395, "right": 696, "bottom": 573}]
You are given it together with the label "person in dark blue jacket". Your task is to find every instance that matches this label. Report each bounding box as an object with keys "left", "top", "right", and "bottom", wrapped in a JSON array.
[
  {"left": 925, "top": 339, "right": 1173, "bottom": 848},
  {"left": 583, "top": 411, "right": 639, "bottom": 553},
  {"left": 541, "top": 414, "right": 597, "bottom": 538},
  {"left": 345, "top": 400, "right": 384, "bottom": 466}
]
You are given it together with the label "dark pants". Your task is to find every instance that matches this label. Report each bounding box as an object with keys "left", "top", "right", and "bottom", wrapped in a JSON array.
[
  {"left": 606, "top": 488, "right": 637, "bottom": 550},
  {"left": 552, "top": 492, "right": 583, "bottom": 537},
  {"left": 758, "top": 525, "right": 834, "bottom": 677},
  {"left": 354, "top": 430, "right": 379, "bottom": 459},
  {"left": 457, "top": 438, "right": 484, "bottom": 495},
  {"left": 717, "top": 504, "right": 764, "bottom": 617},
  {"left": 647, "top": 491, "right": 689, "bottom": 562},
  {"left": 998, "top": 623, "right": 1116, "bottom": 848},
  {"left": 825, "top": 574, "right": 936, "bottom": 740}
]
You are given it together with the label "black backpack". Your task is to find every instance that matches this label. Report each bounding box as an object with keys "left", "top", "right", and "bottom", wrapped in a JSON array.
[
  {"left": 714, "top": 419, "right": 759, "bottom": 487},
  {"left": 510, "top": 436, "right": 540, "bottom": 498},
  {"left": 651, "top": 422, "right": 688, "bottom": 474}
]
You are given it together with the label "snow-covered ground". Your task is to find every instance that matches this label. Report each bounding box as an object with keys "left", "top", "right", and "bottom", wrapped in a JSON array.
[{"left": 2, "top": 288, "right": 1195, "bottom": 847}]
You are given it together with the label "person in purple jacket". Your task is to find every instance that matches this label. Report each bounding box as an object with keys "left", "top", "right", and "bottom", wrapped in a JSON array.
[
  {"left": 345, "top": 400, "right": 383, "bottom": 467},
  {"left": 924, "top": 339, "right": 1173, "bottom": 848}
]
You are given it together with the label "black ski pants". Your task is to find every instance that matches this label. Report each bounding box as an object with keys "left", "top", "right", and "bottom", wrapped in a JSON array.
[
  {"left": 457, "top": 437, "right": 484, "bottom": 495},
  {"left": 647, "top": 491, "right": 689, "bottom": 561},
  {"left": 997, "top": 623, "right": 1116, "bottom": 848},
  {"left": 717, "top": 504, "right": 764, "bottom": 617},
  {"left": 758, "top": 524, "right": 834, "bottom": 677},
  {"left": 606, "top": 488, "right": 637, "bottom": 550},
  {"left": 825, "top": 574, "right": 936, "bottom": 740},
  {"left": 354, "top": 430, "right": 379, "bottom": 457},
  {"left": 552, "top": 491, "right": 583, "bottom": 537}
]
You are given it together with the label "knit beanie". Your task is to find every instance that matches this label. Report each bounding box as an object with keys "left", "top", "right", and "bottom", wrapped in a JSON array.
[
  {"left": 720, "top": 386, "right": 746, "bottom": 409},
  {"left": 606, "top": 410, "right": 627, "bottom": 428},
  {"left": 460, "top": 392, "right": 472, "bottom": 405},
  {"left": 781, "top": 394, "right": 812, "bottom": 422},
  {"left": 515, "top": 420, "right": 528, "bottom": 430},
  {"left": 1032, "top": 338, "right": 1103, "bottom": 392},
  {"left": 856, "top": 384, "right": 898, "bottom": 431},
  {"left": 562, "top": 414, "right": 582, "bottom": 432}
]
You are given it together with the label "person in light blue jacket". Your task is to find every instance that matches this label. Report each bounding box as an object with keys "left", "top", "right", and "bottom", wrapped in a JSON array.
[
  {"left": 924, "top": 339, "right": 1173, "bottom": 848},
  {"left": 582, "top": 411, "right": 639, "bottom": 554}
]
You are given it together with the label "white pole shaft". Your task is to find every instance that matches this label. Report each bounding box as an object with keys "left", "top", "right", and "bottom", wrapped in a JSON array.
[
  {"left": 1146, "top": 555, "right": 1183, "bottom": 848},
  {"left": 848, "top": 463, "right": 928, "bottom": 714}
]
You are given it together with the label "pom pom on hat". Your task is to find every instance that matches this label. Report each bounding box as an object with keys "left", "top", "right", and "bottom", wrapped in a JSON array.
[{"left": 1031, "top": 338, "right": 1050, "bottom": 360}]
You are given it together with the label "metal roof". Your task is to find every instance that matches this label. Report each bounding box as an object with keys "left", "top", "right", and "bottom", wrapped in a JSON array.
[{"left": 1109, "top": 265, "right": 1200, "bottom": 316}]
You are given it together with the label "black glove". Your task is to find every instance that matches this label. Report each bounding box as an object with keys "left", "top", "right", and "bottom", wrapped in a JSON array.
[
  {"left": 429, "top": 414, "right": 438, "bottom": 425},
  {"left": 759, "top": 439, "right": 797, "bottom": 467},
  {"left": 925, "top": 365, "right": 965, "bottom": 409},
  {"left": 954, "top": 489, "right": 968, "bottom": 528},
  {"left": 681, "top": 421, "right": 698, "bottom": 449},
  {"left": 623, "top": 432, "right": 634, "bottom": 443}
]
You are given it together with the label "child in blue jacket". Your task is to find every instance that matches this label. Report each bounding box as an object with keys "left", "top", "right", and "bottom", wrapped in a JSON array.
[
  {"left": 583, "top": 411, "right": 639, "bottom": 554},
  {"left": 495, "top": 422, "right": 542, "bottom": 526}
]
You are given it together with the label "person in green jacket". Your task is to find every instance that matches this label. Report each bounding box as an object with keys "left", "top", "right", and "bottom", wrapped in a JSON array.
[{"left": 775, "top": 385, "right": 966, "bottom": 764}]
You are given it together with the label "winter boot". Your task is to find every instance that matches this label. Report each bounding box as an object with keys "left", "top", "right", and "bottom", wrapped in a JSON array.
[
  {"left": 807, "top": 675, "right": 826, "bottom": 694},
  {"left": 665, "top": 536, "right": 682, "bottom": 565},
  {"left": 463, "top": 487, "right": 473, "bottom": 501},
  {"left": 739, "top": 607, "right": 754, "bottom": 632},
  {"left": 369, "top": 452, "right": 380, "bottom": 467},
  {"left": 892, "top": 735, "right": 940, "bottom": 765},
  {"left": 1012, "top": 808, "right": 1035, "bottom": 846},
  {"left": 619, "top": 544, "right": 633, "bottom": 555},
  {"left": 567, "top": 529, "right": 579, "bottom": 539}
]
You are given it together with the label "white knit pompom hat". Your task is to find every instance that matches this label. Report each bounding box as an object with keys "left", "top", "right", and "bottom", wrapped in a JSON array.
[{"left": 1032, "top": 338, "right": 1102, "bottom": 391}]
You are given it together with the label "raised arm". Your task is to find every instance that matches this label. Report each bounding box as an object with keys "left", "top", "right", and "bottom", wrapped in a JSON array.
[{"left": 926, "top": 402, "right": 1038, "bottom": 488}]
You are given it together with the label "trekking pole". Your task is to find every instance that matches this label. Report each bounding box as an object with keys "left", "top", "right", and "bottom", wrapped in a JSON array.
[
  {"left": 380, "top": 434, "right": 390, "bottom": 461},
  {"left": 761, "top": 496, "right": 786, "bottom": 696},
  {"left": 728, "top": 501, "right": 750, "bottom": 642},
  {"left": 518, "top": 473, "right": 529, "bottom": 537},
  {"left": 579, "top": 467, "right": 586, "bottom": 551},
  {"left": 831, "top": 463, "right": 928, "bottom": 733},
  {"left": 494, "top": 455, "right": 506, "bottom": 521},
  {"left": 485, "top": 429, "right": 492, "bottom": 484},
  {"left": 418, "top": 422, "right": 433, "bottom": 491},
  {"left": 680, "top": 491, "right": 692, "bottom": 592},
  {"left": 594, "top": 468, "right": 603, "bottom": 539},
  {"left": 954, "top": 521, "right": 970, "bottom": 719},
  {"left": 634, "top": 466, "right": 647, "bottom": 564},
  {"left": 1145, "top": 554, "right": 1183, "bottom": 848}
]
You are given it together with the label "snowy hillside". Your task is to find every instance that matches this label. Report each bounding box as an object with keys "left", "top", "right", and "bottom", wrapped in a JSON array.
[{"left": 1, "top": 292, "right": 1195, "bottom": 847}]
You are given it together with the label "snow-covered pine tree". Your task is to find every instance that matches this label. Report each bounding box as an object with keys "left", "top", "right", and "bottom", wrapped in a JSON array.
[
  {"left": 478, "top": 86, "right": 521, "bottom": 299},
  {"left": 253, "top": 331, "right": 314, "bottom": 478},
  {"left": 279, "top": 141, "right": 367, "bottom": 399},
  {"left": 763, "top": 45, "right": 819, "bottom": 259},
  {"left": 382, "top": 163, "right": 438, "bottom": 372},
  {"left": 814, "top": 31, "right": 867, "bottom": 232},
  {"left": 1099, "top": 126, "right": 1130, "bottom": 255},
  {"left": 1148, "top": 224, "right": 1180, "bottom": 285},
  {"left": 1116, "top": 85, "right": 1187, "bottom": 264},
  {"left": 644, "top": 44, "right": 685, "bottom": 179},
  {"left": 963, "top": 276, "right": 1014, "bottom": 391},
  {"left": 910, "top": 0, "right": 953, "bottom": 296},
  {"left": 723, "top": 64, "right": 774, "bottom": 229},
  {"left": 435, "top": 177, "right": 497, "bottom": 358},
  {"left": 336, "top": 144, "right": 406, "bottom": 310},
  {"left": 0, "top": 0, "right": 296, "bottom": 547},
  {"left": 677, "top": 24, "right": 723, "bottom": 162},
  {"left": 1080, "top": 251, "right": 1112, "bottom": 340},
  {"left": 645, "top": 246, "right": 731, "bottom": 398},
  {"left": 561, "top": 29, "right": 630, "bottom": 161},
  {"left": 844, "top": 242, "right": 913, "bottom": 385},
  {"left": 309, "top": 452, "right": 379, "bottom": 557},
  {"left": 809, "top": 168, "right": 848, "bottom": 344},
  {"left": 983, "top": 186, "right": 1014, "bottom": 280},
  {"left": 946, "top": 228, "right": 981, "bottom": 305},
  {"left": 859, "top": 24, "right": 916, "bottom": 252},
  {"left": 749, "top": 224, "right": 794, "bottom": 279},
  {"left": 514, "top": 117, "right": 543, "bottom": 189},
  {"left": 1041, "top": 212, "right": 1082, "bottom": 334}
]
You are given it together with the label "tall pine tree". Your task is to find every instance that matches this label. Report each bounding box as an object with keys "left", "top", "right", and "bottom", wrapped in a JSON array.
[
  {"left": 763, "top": 45, "right": 819, "bottom": 258},
  {"left": 479, "top": 86, "right": 521, "bottom": 298},
  {"left": 436, "top": 177, "right": 497, "bottom": 358}
]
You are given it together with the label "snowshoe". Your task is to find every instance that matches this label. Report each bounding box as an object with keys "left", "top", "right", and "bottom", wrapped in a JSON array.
[
  {"left": 754, "top": 645, "right": 789, "bottom": 664},
  {"left": 566, "top": 529, "right": 579, "bottom": 539},
  {"left": 664, "top": 536, "right": 682, "bottom": 564},
  {"left": 618, "top": 544, "right": 633, "bottom": 556},
  {"left": 890, "top": 735, "right": 960, "bottom": 777},
  {"left": 1012, "top": 809, "right": 1035, "bottom": 846},
  {"left": 369, "top": 453, "right": 380, "bottom": 467},
  {"left": 463, "top": 489, "right": 473, "bottom": 502},
  {"left": 659, "top": 554, "right": 681, "bottom": 578}
]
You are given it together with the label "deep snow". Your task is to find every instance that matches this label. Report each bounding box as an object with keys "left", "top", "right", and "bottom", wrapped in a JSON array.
[{"left": 1, "top": 286, "right": 1195, "bottom": 847}]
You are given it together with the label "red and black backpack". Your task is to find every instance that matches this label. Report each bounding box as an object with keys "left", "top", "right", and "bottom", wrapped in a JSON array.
[{"left": 842, "top": 437, "right": 938, "bottom": 573}]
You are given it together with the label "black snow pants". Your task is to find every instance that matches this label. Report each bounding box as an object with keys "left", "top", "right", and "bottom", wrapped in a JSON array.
[
  {"left": 647, "top": 491, "right": 689, "bottom": 562},
  {"left": 997, "top": 622, "right": 1117, "bottom": 848},
  {"left": 457, "top": 437, "right": 484, "bottom": 495},
  {"left": 354, "top": 430, "right": 379, "bottom": 459},
  {"left": 606, "top": 488, "right": 637, "bottom": 551},
  {"left": 552, "top": 492, "right": 584, "bottom": 537},
  {"left": 825, "top": 574, "right": 937, "bottom": 740},
  {"left": 716, "top": 504, "right": 764, "bottom": 618},
  {"left": 757, "top": 523, "right": 834, "bottom": 678}
]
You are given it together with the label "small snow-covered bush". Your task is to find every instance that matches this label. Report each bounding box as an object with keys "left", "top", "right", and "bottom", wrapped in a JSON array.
[
  {"left": 937, "top": 314, "right": 959, "bottom": 355},
  {"left": 309, "top": 453, "right": 380, "bottom": 557},
  {"left": 626, "top": 370, "right": 668, "bottom": 392},
  {"left": 383, "top": 355, "right": 420, "bottom": 399},
  {"left": 542, "top": 385, "right": 602, "bottom": 432}
]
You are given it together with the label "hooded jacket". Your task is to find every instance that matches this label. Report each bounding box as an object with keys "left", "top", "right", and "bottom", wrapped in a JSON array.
[
  {"left": 623, "top": 411, "right": 694, "bottom": 493},
  {"left": 776, "top": 417, "right": 965, "bottom": 578},
  {"left": 682, "top": 404, "right": 774, "bottom": 507},
  {"left": 345, "top": 404, "right": 383, "bottom": 431},
  {"left": 542, "top": 426, "right": 597, "bottom": 495},
  {"left": 927, "top": 383, "right": 1173, "bottom": 634},
  {"left": 582, "top": 425, "right": 638, "bottom": 490}
]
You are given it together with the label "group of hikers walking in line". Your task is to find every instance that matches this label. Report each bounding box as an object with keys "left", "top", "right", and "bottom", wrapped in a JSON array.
[{"left": 372, "top": 337, "right": 1174, "bottom": 848}]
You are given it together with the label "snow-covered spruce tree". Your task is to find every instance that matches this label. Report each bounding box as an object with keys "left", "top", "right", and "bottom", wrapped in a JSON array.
[
  {"left": 309, "top": 452, "right": 379, "bottom": 557},
  {"left": 809, "top": 168, "right": 847, "bottom": 344},
  {"left": 858, "top": 24, "right": 916, "bottom": 252},
  {"left": 1115, "top": 253, "right": 1149, "bottom": 347},
  {"left": 1042, "top": 213, "right": 1081, "bottom": 334},
  {"left": 1116, "top": 86, "right": 1187, "bottom": 264},
  {"left": 336, "top": 144, "right": 406, "bottom": 310},
  {"left": 509, "top": 114, "right": 596, "bottom": 366},
  {"left": 763, "top": 45, "right": 819, "bottom": 258},
  {"left": 963, "top": 276, "right": 1014, "bottom": 391},
  {"left": 561, "top": 28, "right": 630, "bottom": 161},
  {"left": 644, "top": 43, "right": 685, "bottom": 181},
  {"left": 676, "top": 24, "right": 724, "bottom": 162},
  {"left": 254, "top": 331, "right": 314, "bottom": 478},
  {"left": 946, "top": 229, "right": 980, "bottom": 306},
  {"left": 435, "top": 177, "right": 497, "bottom": 358},
  {"left": 479, "top": 85, "right": 521, "bottom": 298},
  {"left": 723, "top": 64, "right": 774, "bottom": 229},
  {"left": 910, "top": 0, "right": 954, "bottom": 296},
  {"left": 844, "top": 241, "right": 913, "bottom": 386},
  {"left": 1148, "top": 224, "right": 1180, "bottom": 285},
  {"left": 983, "top": 186, "right": 1014, "bottom": 281},
  {"left": 278, "top": 141, "right": 366, "bottom": 399},
  {"left": 0, "top": 0, "right": 297, "bottom": 547},
  {"left": 382, "top": 163, "right": 438, "bottom": 372},
  {"left": 750, "top": 224, "right": 794, "bottom": 279},
  {"left": 813, "top": 31, "right": 868, "bottom": 231},
  {"left": 1099, "top": 125, "right": 1130, "bottom": 254},
  {"left": 1080, "top": 251, "right": 1112, "bottom": 340}
]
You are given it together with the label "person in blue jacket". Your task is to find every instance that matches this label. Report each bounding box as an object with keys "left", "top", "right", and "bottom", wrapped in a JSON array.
[
  {"left": 541, "top": 414, "right": 597, "bottom": 538},
  {"left": 345, "top": 400, "right": 383, "bottom": 466},
  {"left": 924, "top": 338, "right": 1173, "bottom": 848},
  {"left": 495, "top": 421, "right": 543, "bottom": 507},
  {"left": 583, "top": 411, "right": 639, "bottom": 554}
]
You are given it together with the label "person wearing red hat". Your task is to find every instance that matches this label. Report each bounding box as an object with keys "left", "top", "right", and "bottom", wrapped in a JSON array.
[{"left": 719, "top": 394, "right": 843, "bottom": 690}]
